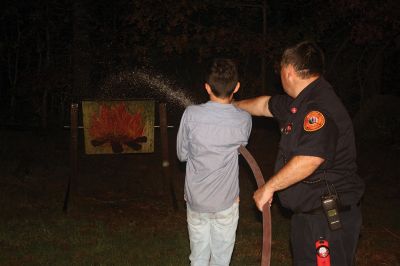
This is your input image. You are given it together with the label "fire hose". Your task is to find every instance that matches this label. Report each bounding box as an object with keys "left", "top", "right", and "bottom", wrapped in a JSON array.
[{"left": 238, "top": 145, "right": 271, "bottom": 266}]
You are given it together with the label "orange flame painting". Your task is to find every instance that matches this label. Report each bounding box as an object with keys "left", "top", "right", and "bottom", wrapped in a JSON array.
[{"left": 82, "top": 100, "right": 154, "bottom": 154}]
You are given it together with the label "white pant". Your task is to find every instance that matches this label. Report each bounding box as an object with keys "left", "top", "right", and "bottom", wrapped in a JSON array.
[{"left": 187, "top": 202, "right": 239, "bottom": 266}]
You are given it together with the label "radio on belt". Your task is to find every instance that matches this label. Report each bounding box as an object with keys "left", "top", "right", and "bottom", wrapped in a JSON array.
[{"left": 321, "top": 194, "right": 342, "bottom": 231}]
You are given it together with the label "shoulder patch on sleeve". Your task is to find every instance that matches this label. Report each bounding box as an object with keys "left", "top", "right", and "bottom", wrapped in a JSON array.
[{"left": 303, "top": 111, "right": 325, "bottom": 132}]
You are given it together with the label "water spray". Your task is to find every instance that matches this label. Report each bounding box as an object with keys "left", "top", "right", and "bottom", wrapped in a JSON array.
[{"left": 101, "top": 69, "right": 195, "bottom": 108}]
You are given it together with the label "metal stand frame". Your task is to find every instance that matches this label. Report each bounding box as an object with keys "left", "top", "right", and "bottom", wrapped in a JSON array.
[{"left": 62, "top": 102, "right": 178, "bottom": 212}]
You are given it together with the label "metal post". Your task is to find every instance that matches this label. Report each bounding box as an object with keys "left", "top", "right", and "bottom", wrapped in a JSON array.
[{"left": 159, "top": 103, "right": 178, "bottom": 211}]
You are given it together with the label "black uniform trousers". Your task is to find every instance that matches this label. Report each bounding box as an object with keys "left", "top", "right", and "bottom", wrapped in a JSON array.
[{"left": 290, "top": 205, "right": 362, "bottom": 266}]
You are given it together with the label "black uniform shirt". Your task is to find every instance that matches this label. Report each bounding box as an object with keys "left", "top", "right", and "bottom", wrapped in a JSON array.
[{"left": 269, "top": 77, "right": 365, "bottom": 212}]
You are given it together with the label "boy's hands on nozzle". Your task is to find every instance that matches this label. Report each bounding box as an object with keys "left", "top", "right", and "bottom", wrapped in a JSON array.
[{"left": 253, "top": 184, "right": 273, "bottom": 211}]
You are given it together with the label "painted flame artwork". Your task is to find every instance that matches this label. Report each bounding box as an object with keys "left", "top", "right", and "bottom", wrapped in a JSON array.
[{"left": 89, "top": 103, "right": 147, "bottom": 153}]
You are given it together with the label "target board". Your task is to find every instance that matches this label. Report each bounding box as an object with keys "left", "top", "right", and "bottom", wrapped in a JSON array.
[{"left": 82, "top": 100, "right": 155, "bottom": 154}]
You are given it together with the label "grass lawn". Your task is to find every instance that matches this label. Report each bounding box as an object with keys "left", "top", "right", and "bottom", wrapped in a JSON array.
[{"left": 0, "top": 128, "right": 399, "bottom": 265}]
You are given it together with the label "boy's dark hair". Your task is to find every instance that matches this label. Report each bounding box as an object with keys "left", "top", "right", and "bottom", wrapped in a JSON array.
[
  {"left": 206, "top": 58, "right": 238, "bottom": 98},
  {"left": 280, "top": 41, "right": 325, "bottom": 79}
]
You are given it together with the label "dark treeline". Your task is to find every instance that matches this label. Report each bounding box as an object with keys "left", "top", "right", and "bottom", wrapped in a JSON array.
[{"left": 1, "top": 0, "right": 399, "bottom": 142}]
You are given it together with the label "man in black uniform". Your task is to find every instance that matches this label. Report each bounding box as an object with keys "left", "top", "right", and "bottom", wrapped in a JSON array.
[{"left": 235, "top": 41, "right": 364, "bottom": 265}]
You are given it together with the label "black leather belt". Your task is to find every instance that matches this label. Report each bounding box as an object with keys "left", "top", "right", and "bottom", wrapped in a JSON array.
[{"left": 300, "top": 202, "right": 360, "bottom": 215}]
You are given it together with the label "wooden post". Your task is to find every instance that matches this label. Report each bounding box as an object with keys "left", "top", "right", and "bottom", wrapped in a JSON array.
[
  {"left": 159, "top": 103, "right": 178, "bottom": 211},
  {"left": 63, "top": 103, "right": 79, "bottom": 212}
]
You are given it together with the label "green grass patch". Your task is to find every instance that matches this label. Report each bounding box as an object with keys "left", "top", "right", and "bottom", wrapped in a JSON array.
[{"left": 0, "top": 130, "right": 399, "bottom": 265}]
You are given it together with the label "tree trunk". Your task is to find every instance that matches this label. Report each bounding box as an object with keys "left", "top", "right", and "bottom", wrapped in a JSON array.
[
  {"left": 8, "top": 21, "right": 21, "bottom": 122},
  {"left": 41, "top": 89, "right": 48, "bottom": 129},
  {"left": 72, "top": 0, "right": 91, "bottom": 100},
  {"left": 261, "top": 0, "right": 267, "bottom": 94},
  {"left": 365, "top": 50, "right": 383, "bottom": 97}
]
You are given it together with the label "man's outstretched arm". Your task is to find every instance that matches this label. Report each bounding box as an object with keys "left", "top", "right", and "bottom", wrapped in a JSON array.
[
  {"left": 234, "top": 96, "right": 273, "bottom": 117},
  {"left": 253, "top": 155, "right": 325, "bottom": 211}
]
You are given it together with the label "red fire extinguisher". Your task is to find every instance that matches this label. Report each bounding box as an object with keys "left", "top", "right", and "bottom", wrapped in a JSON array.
[{"left": 316, "top": 238, "right": 330, "bottom": 266}]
